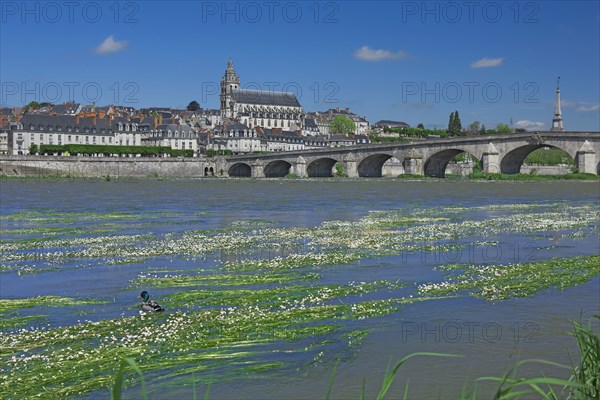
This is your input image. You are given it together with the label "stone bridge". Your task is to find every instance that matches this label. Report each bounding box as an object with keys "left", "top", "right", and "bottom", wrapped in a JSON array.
[{"left": 225, "top": 132, "right": 600, "bottom": 178}]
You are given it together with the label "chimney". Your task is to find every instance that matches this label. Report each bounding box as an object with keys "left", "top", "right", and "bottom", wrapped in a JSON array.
[
  {"left": 76, "top": 114, "right": 80, "bottom": 124},
  {"left": 92, "top": 115, "right": 97, "bottom": 125}
]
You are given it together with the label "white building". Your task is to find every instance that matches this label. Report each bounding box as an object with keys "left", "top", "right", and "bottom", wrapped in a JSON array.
[
  {"left": 143, "top": 123, "right": 199, "bottom": 155},
  {"left": 8, "top": 114, "right": 145, "bottom": 155}
]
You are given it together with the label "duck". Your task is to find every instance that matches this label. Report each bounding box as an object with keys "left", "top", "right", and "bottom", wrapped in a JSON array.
[{"left": 140, "top": 291, "right": 164, "bottom": 312}]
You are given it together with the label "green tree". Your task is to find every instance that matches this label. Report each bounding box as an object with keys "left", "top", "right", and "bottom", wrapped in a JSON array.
[
  {"left": 28, "top": 144, "right": 38, "bottom": 155},
  {"left": 453, "top": 110, "right": 462, "bottom": 135},
  {"left": 329, "top": 116, "right": 355, "bottom": 136},
  {"left": 496, "top": 123, "right": 511, "bottom": 133},
  {"left": 448, "top": 112, "right": 455, "bottom": 133},
  {"left": 480, "top": 125, "right": 486, "bottom": 135}
]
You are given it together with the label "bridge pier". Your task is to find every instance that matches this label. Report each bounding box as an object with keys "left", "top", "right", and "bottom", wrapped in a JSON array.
[
  {"left": 576, "top": 141, "right": 597, "bottom": 175},
  {"left": 482, "top": 143, "right": 500, "bottom": 174},
  {"left": 403, "top": 149, "right": 423, "bottom": 175},
  {"left": 343, "top": 153, "right": 358, "bottom": 177},
  {"left": 251, "top": 159, "right": 265, "bottom": 178},
  {"left": 293, "top": 156, "right": 307, "bottom": 177}
]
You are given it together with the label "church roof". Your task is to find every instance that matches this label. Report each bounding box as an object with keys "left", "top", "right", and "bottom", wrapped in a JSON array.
[{"left": 232, "top": 89, "right": 301, "bottom": 108}]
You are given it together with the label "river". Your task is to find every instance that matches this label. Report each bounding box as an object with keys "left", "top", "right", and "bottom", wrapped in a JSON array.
[{"left": 0, "top": 179, "right": 598, "bottom": 399}]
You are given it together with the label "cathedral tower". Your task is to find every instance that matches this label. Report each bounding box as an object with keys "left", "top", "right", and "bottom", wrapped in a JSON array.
[{"left": 220, "top": 60, "right": 240, "bottom": 119}]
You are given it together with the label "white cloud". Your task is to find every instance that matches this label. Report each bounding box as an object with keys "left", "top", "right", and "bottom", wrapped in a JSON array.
[
  {"left": 560, "top": 99, "right": 578, "bottom": 108},
  {"left": 514, "top": 120, "right": 546, "bottom": 130},
  {"left": 561, "top": 100, "right": 600, "bottom": 112},
  {"left": 576, "top": 104, "right": 600, "bottom": 112},
  {"left": 470, "top": 57, "right": 504, "bottom": 68},
  {"left": 354, "top": 46, "right": 409, "bottom": 62},
  {"left": 95, "top": 35, "right": 127, "bottom": 54}
]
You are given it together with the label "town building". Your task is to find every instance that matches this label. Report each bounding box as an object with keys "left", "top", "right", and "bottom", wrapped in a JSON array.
[
  {"left": 8, "top": 114, "right": 147, "bottom": 155},
  {"left": 142, "top": 123, "right": 198, "bottom": 155},
  {"left": 219, "top": 61, "right": 305, "bottom": 131},
  {"left": 308, "top": 107, "right": 370, "bottom": 136}
]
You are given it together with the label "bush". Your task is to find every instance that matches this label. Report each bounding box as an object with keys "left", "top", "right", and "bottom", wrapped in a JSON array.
[
  {"left": 38, "top": 144, "right": 194, "bottom": 157},
  {"left": 206, "top": 149, "right": 233, "bottom": 157}
]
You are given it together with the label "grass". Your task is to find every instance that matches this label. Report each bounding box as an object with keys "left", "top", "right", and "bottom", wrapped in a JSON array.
[{"left": 109, "top": 316, "right": 600, "bottom": 399}]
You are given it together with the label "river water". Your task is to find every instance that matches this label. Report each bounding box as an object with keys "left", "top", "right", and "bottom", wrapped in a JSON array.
[{"left": 1, "top": 179, "right": 599, "bottom": 399}]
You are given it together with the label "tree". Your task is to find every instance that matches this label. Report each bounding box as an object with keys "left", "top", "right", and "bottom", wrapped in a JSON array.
[
  {"left": 453, "top": 110, "right": 462, "bottom": 134},
  {"left": 467, "top": 121, "right": 481, "bottom": 133},
  {"left": 417, "top": 123, "right": 425, "bottom": 129},
  {"left": 29, "top": 144, "right": 38, "bottom": 155},
  {"left": 480, "top": 125, "right": 486, "bottom": 135},
  {"left": 186, "top": 100, "right": 200, "bottom": 111},
  {"left": 496, "top": 123, "right": 511, "bottom": 133},
  {"left": 329, "top": 116, "right": 355, "bottom": 136},
  {"left": 448, "top": 112, "right": 455, "bottom": 133},
  {"left": 448, "top": 111, "right": 462, "bottom": 135}
]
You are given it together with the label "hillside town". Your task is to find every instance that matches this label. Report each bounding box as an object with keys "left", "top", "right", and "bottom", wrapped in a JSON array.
[{"left": 0, "top": 60, "right": 560, "bottom": 157}]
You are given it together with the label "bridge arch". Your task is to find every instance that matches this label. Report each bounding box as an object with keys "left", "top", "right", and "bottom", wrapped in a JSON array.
[
  {"left": 228, "top": 162, "right": 251, "bottom": 177},
  {"left": 307, "top": 157, "right": 339, "bottom": 177},
  {"left": 357, "top": 154, "right": 393, "bottom": 177},
  {"left": 500, "top": 144, "right": 572, "bottom": 174},
  {"left": 424, "top": 149, "right": 480, "bottom": 178},
  {"left": 264, "top": 160, "right": 292, "bottom": 177}
]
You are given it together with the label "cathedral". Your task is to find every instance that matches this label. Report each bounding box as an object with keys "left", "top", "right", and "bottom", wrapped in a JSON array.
[{"left": 220, "top": 61, "right": 305, "bottom": 131}]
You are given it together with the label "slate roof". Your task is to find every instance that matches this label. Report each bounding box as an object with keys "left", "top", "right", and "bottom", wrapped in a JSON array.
[
  {"left": 232, "top": 89, "right": 301, "bottom": 107},
  {"left": 374, "top": 120, "right": 409, "bottom": 128}
]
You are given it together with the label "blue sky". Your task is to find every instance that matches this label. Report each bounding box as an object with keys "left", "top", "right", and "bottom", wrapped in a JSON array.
[{"left": 1, "top": 0, "right": 599, "bottom": 131}]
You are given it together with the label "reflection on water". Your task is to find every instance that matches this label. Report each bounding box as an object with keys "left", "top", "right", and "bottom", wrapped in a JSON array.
[{"left": 1, "top": 179, "right": 599, "bottom": 399}]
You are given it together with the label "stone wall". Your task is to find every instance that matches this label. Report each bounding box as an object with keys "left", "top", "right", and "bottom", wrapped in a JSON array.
[
  {"left": 0, "top": 156, "right": 222, "bottom": 178},
  {"left": 520, "top": 164, "right": 573, "bottom": 175}
]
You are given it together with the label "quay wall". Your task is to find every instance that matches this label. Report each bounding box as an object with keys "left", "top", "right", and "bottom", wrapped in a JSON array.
[{"left": 0, "top": 156, "right": 224, "bottom": 178}]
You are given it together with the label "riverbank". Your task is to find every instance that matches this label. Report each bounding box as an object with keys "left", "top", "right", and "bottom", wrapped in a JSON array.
[{"left": 2, "top": 172, "right": 599, "bottom": 181}]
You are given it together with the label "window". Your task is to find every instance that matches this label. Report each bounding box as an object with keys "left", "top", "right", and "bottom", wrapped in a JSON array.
[
  {"left": 102, "top": 137, "right": 105, "bottom": 143},
  {"left": 68, "top": 135, "right": 72, "bottom": 142},
  {"left": 86, "top": 136, "right": 89, "bottom": 143},
  {"left": 93, "top": 137, "right": 96, "bottom": 144},
  {"left": 30, "top": 134, "right": 34, "bottom": 141}
]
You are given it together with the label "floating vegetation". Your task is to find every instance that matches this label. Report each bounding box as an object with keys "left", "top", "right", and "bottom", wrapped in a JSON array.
[
  {"left": 0, "top": 201, "right": 599, "bottom": 398},
  {"left": 0, "top": 296, "right": 106, "bottom": 314},
  {"left": 418, "top": 255, "right": 600, "bottom": 301}
]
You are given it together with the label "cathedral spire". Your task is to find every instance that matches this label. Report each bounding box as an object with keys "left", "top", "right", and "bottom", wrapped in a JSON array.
[{"left": 551, "top": 76, "right": 564, "bottom": 132}]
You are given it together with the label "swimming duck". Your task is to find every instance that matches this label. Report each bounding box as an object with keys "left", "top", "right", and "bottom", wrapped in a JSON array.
[{"left": 140, "top": 291, "right": 164, "bottom": 312}]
